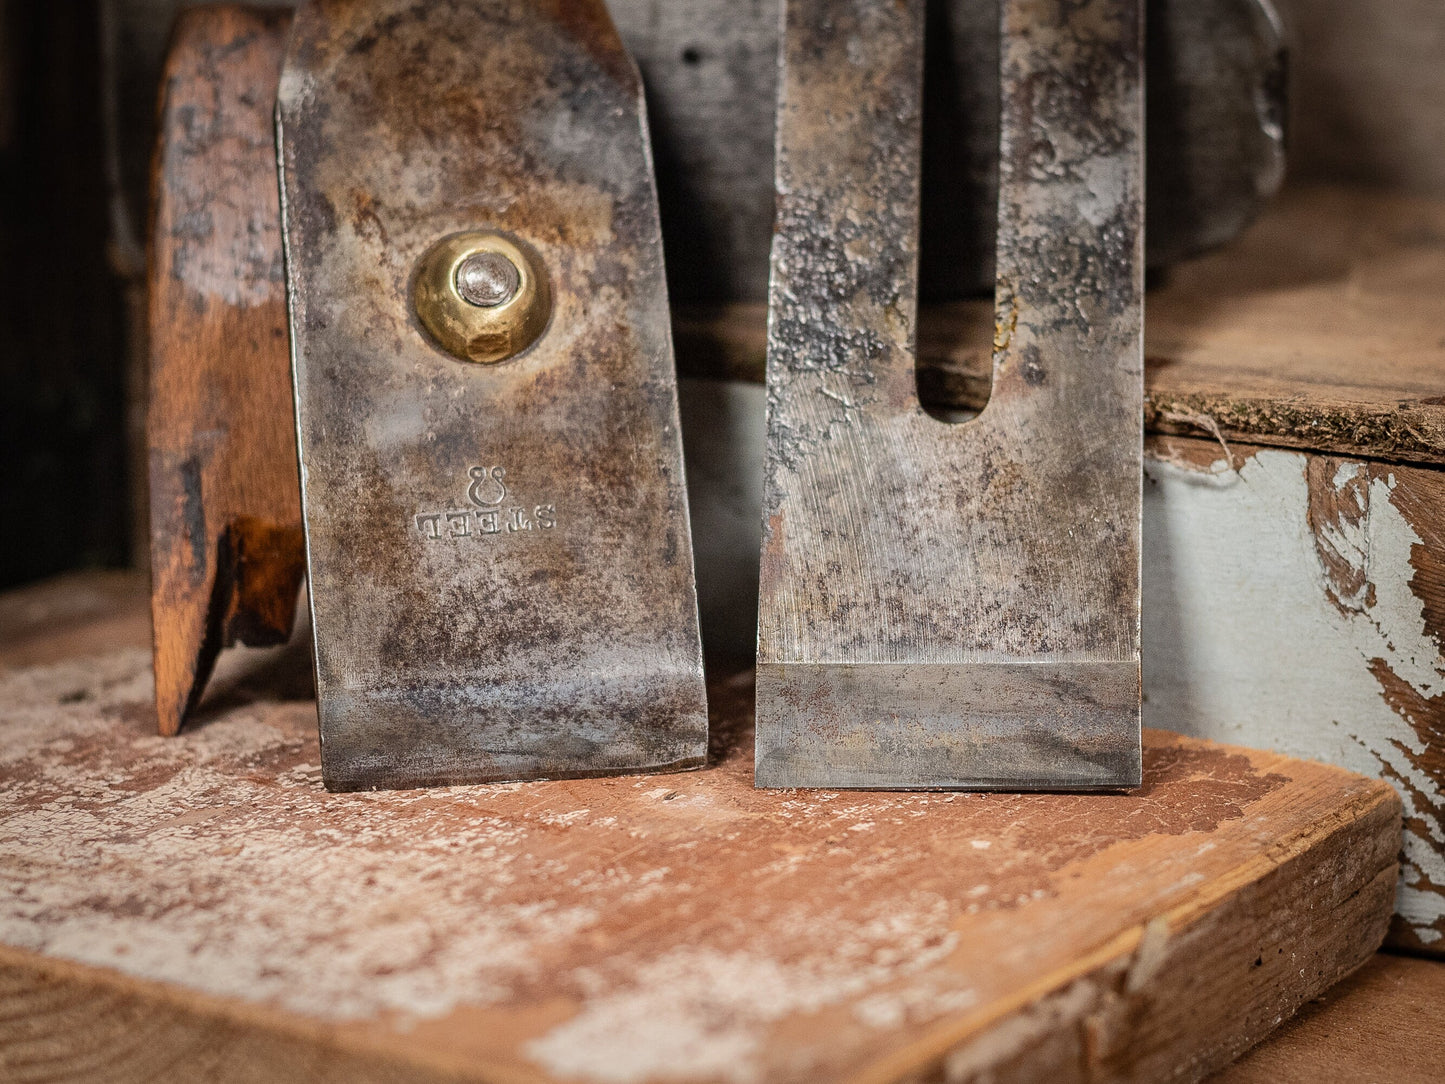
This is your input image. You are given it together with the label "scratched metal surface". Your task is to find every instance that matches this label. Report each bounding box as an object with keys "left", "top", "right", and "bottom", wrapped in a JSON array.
[
  {"left": 756, "top": 0, "right": 1144, "bottom": 790},
  {"left": 607, "top": 0, "right": 1282, "bottom": 300},
  {"left": 278, "top": 0, "right": 707, "bottom": 791},
  {"left": 111, "top": 1, "right": 1283, "bottom": 304}
]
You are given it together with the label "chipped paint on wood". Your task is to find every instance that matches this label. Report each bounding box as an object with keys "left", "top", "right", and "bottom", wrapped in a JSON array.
[
  {"left": 0, "top": 638, "right": 1400, "bottom": 1082},
  {"left": 1144, "top": 439, "right": 1445, "bottom": 950},
  {"left": 1306, "top": 458, "right": 1374, "bottom": 614}
]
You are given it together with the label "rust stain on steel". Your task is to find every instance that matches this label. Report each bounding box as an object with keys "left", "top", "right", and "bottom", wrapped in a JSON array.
[
  {"left": 604, "top": 0, "right": 1286, "bottom": 302},
  {"left": 756, "top": 0, "right": 1145, "bottom": 789},
  {"left": 147, "top": 6, "right": 303, "bottom": 738},
  {"left": 278, "top": 0, "right": 707, "bottom": 791}
]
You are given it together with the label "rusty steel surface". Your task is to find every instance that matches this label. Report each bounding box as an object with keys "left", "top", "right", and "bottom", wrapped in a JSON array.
[
  {"left": 278, "top": 0, "right": 707, "bottom": 791},
  {"left": 111, "top": 1, "right": 1283, "bottom": 306},
  {"left": 756, "top": 0, "right": 1144, "bottom": 789},
  {"left": 607, "top": 0, "right": 1282, "bottom": 300}
]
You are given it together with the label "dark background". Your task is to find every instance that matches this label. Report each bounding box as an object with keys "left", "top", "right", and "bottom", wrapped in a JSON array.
[{"left": 0, "top": 1, "right": 130, "bottom": 587}]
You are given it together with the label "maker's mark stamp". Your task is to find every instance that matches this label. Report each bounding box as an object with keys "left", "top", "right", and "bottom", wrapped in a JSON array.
[
  {"left": 415, "top": 465, "right": 557, "bottom": 541},
  {"left": 467, "top": 465, "right": 507, "bottom": 506}
]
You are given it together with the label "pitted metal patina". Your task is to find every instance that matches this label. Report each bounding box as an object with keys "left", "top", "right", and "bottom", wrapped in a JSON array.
[
  {"left": 279, "top": 0, "right": 707, "bottom": 791},
  {"left": 756, "top": 0, "right": 1144, "bottom": 790},
  {"left": 607, "top": 0, "right": 1282, "bottom": 301}
]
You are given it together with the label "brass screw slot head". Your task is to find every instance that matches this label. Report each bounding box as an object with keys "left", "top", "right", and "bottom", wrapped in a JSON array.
[
  {"left": 456, "top": 252, "right": 521, "bottom": 307},
  {"left": 413, "top": 232, "right": 550, "bottom": 364}
]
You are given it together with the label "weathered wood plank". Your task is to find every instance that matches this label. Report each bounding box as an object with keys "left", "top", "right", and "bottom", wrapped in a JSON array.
[
  {"left": 146, "top": 6, "right": 304, "bottom": 738},
  {"left": 1143, "top": 435, "right": 1445, "bottom": 954},
  {"left": 0, "top": 626, "right": 1401, "bottom": 1083},
  {"left": 1212, "top": 953, "right": 1445, "bottom": 1083},
  {"left": 676, "top": 185, "right": 1445, "bottom": 466}
]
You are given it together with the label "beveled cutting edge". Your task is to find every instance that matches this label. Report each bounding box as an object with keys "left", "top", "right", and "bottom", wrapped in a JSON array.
[
  {"left": 756, "top": 0, "right": 1144, "bottom": 789},
  {"left": 278, "top": 0, "right": 707, "bottom": 791}
]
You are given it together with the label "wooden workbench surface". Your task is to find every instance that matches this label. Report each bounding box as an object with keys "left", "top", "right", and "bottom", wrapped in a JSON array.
[{"left": 0, "top": 573, "right": 1414, "bottom": 1083}]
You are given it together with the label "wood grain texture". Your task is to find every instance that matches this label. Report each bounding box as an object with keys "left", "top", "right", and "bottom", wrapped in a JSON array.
[
  {"left": 1144, "top": 435, "right": 1445, "bottom": 954},
  {"left": 1211, "top": 953, "right": 1445, "bottom": 1083},
  {"left": 0, "top": 626, "right": 1402, "bottom": 1083},
  {"left": 677, "top": 185, "right": 1445, "bottom": 467},
  {"left": 146, "top": 5, "right": 303, "bottom": 738}
]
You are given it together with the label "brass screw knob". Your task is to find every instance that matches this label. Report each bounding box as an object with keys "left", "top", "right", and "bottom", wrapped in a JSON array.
[{"left": 413, "top": 232, "right": 550, "bottom": 364}]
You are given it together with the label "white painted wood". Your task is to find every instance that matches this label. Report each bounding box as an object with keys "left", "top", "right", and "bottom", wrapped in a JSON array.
[{"left": 1143, "top": 446, "right": 1444, "bottom": 948}]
